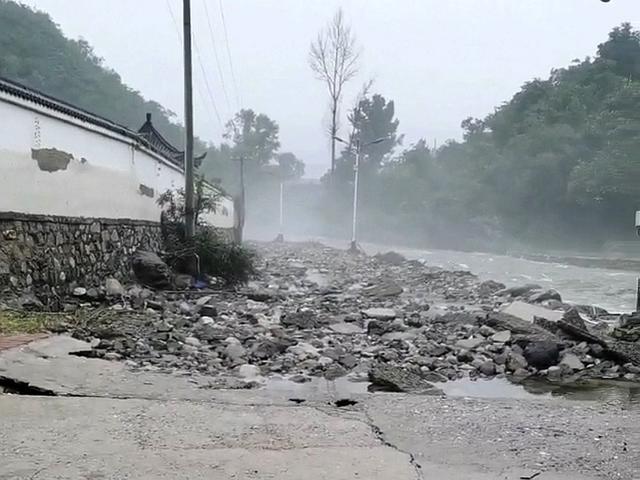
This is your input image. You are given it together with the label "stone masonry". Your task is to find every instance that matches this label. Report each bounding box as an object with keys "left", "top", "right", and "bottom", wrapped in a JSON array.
[{"left": 0, "top": 212, "right": 161, "bottom": 294}]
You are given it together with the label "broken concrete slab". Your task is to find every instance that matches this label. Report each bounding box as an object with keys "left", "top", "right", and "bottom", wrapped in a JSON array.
[
  {"left": 0, "top": 396, "right": 419, "bottom": 480},
  {"left": 500, "top": 301, "right": 564, "bottom": 323}
]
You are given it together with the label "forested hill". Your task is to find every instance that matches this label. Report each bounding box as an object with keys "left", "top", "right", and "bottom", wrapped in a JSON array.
[
  {"left": 0, "top": 0, "right": 186, "bottom": 147},
  {"left": 444, "top": 22, "right": 640, "bottom": 247},
  {"left": 355, "top": 23, "right": 640, "bottom": 252}
]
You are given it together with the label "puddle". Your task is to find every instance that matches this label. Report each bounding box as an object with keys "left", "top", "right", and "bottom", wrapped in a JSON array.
[
  {"left": 263, "top": 374, "right": 640, "bottom": 408},
  {"left": 439, "top": 376, "right": 640, "bottom": 408},
  {"left": 264, "top": 375, "right": 369, "bottom": 396},
  {"left": 437, "top": 377, "right": 544, "bottom": 400}
]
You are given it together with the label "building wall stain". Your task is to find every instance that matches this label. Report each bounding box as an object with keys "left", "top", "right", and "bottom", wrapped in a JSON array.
[
  {"left": 139, "top": 184, "right": 154, "bottom": 198},
  {"left": 31, "top": 148, "right": 73, "bottom": 172}
]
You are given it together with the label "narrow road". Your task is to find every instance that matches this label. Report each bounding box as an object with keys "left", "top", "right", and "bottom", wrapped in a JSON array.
[{"left": 1, "top": 336, "right": 636, "bottom": 479}]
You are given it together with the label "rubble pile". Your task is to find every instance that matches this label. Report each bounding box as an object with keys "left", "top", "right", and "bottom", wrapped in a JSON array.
[{"left": 9, "top": 242, "right": 640, "bottom": 391}]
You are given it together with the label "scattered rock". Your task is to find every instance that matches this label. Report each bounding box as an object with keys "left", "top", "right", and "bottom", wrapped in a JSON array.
[
  {"left": 374, "top": 251, "right": 406, "bottom": 266},
  {"left": 237, "top": 364, "right": 261, "bottom": 379},
  {"left": 363, "top": 280, "right": 403, "bottom": 298},
  {"left": 528, "top": 289, "right": 562, "bottom": 303},
  {"left": 456, "top": 337, "right": 484, "bottom": 350},
  {"left": 362, "top": 308, "right": 397, "bottom": 320},
  {"left": 73, "top": 287, "right": 87, "bottom": 297},
  {"left": 105, "top": 278, "right": 124, "bottom": 296},
  {"left": 491, "top": 330, "right": 512, "bottom": 343},
  {"left": 507, "top": 353, "right": 528, "bottom": 372},
  {"left": 501, "top": 301, "right": 564, "bottom": 323},
  {"left": 282, "top": 310, "right": 319, "bottom": 329},
  {"left": 560, "top": 353, "right": 585, "bottom": 371},
  {"left": 478, "top": 360, "right": 496, "bottom": 376},
  {"left": 523, "top": 341, "right": 560, "bottom": 369},
  {"left": 368, "top": 364, "right": 442, "bottom": 394},
  {"left": 478, "top": 280, "right": 506, "bottom": 297},
  {"left": 174, "top": 274, "right": 192, "bottom": 290},
  {"left": 497, "top": 284, "right": 542, "bottom": 298},
  {"left": 132, "top": 250, "right": 171, "bottom": 288}
]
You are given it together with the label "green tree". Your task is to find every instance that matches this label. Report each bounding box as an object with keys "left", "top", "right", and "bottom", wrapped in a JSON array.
[{"left": 0, "top": 1, "right": 194, "bottom": 148}]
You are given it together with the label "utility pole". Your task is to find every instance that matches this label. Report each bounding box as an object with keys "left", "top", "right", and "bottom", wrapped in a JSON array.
[
  {"left": 183, "top": 0, "right": 195, "bottom": 238},
  {"left": 350, "top": 139, "right": 361, "bottom": 253}
]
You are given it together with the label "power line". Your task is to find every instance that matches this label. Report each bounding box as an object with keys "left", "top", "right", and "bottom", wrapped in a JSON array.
[
  {"left": 218, "top": 0, "right": 242, "bottom": 109},
  {"left": 193, "top": 37, "right": 225, "bottom": 131},
  {"left": 201, "top": 0, "right": 233, "bottom": 115},
  {"left": 165, "top": 0, "right": 224, "bottom": 135}
]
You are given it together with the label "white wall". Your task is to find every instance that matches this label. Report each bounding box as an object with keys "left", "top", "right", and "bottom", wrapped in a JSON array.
[{"left": 0, "top": 92, "right": 234, "bottom": 229}]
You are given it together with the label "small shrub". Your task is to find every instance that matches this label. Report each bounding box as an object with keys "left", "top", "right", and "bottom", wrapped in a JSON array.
[{"left": 158, "top": 178, "right": 255, "bottom": 285}]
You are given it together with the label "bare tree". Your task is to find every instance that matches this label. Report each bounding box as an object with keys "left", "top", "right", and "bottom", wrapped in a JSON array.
[{"left": 309, "top": 9, "right": 360, "bottom": 174}]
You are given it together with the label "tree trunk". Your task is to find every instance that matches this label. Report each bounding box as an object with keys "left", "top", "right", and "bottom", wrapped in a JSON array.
[{"left": 330, "top": 102, "right": 337, "bottom": 174}]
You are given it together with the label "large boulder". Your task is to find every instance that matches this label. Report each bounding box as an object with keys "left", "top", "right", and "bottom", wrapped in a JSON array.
[
  {"left": 523, "top": 340, "right": 560, "bottom": 369},
  {"left": 368, "top": 364, "right": 442, "bottom": 394},
  {"left": 131, "top": 250, "right": 171, "bottom": 288}
]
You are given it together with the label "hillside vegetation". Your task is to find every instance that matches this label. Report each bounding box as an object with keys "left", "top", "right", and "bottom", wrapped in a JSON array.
[{"left": 0, "top": 0, "right": 186, "bottom": 147}]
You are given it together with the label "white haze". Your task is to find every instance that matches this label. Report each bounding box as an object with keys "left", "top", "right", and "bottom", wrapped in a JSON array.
[{"left": 24, "top": 0, "right": 640, "bottom": 178}]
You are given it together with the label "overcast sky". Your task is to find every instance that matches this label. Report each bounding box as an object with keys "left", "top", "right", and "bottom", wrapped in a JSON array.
[{"left": 24, "top": 0, "right": 640, "bottom": 178}]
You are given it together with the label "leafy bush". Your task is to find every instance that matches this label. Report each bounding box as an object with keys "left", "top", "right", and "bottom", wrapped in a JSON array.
[{"left": 158, "top": 177, "right": 255, "bottom": 285}]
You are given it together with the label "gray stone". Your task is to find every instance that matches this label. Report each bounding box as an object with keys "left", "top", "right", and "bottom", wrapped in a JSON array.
[
  {"left": 132, "top": 250, "right": 171, "bottom": 289},
  {"left": 362, "top": 280, "right": 403, "bottom": 298},
  {"left": 478, "top": 360, "right": 496, "bottom": 376},
  {"left": 501, "top": 301, "right": 564, "bottom": 323},
  {"left": 374, "top": 251, "right": 406, "bottom": 266},
  {"left": 507, "top": 353, "right": 528, "bottom": 372},
  {"left": 105, "top": 278, "right": 124, "bottom": 296},
  {"left": 237, "top": 364, "right": 261, "bottom": 379},
  {"left": 368, "top": 364, "right": 442, "bottom": 394},
  {"left": 72, "top": 287, "right": 87, "bottom": 296},
  {"left": 329, "top": 322, "right": 365, "bottom": 335},
  {"left": 282, "top": 310, "right": 318, "bottom": 329},
  {"left": 523, "top": 341, "right": 560, "bottom": 369},
  {"left": 560, "top": 353, "right": 585, "bottom": 371},
  {"left": 362, "top": 308, "right": 397, "bottom": 320},
  {"left": 496, "top": 283, "right": 542, "bottom": 298},
  {"left": 528, "top": 289, "right": 562, "bottom": 303},
  {"left": 478, "top": 325, "right": 496, "bottom": 337},
  {"left": 456, "top": 337, "right": 484, "bottom": 350},
  {"left": 224, "top": 343, "right": 246, "bottom": 363},
  {"left": 199, "top": 305, "right": 218, "bottom": 317},
  {"left": 491, "top": 330, "right": 512, "bottom": 343},
  {"left": 185, "top": 336, "right": 201, "bottom": 347},
  {"left": 174, "top": 274, "right": 192, "bottom": 290},
  {"left": 338, "top": 354, "right": 359, "bottom": 369}
]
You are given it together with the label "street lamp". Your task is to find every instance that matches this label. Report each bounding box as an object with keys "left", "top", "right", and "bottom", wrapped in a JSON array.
[
  {"left": 333, "top": 135, "right": 388, "bottom": 253},
  {"left": 262, "top": 163, "right": 288, "bottom": 243}
]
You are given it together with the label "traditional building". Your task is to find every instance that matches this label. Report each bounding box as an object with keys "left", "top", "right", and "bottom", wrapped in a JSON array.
[{"left": 0, "top": 76, "right": 235, "bottom": 293}]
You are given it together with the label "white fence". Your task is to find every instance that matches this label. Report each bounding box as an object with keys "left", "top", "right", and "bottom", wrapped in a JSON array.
[{"left": 0, "top": 85, "right": 234, "bottom": 229}]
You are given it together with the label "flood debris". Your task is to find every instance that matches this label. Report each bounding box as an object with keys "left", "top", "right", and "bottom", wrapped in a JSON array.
[{"left": 2, "top": 242, "right": 638, "bottom": 391}]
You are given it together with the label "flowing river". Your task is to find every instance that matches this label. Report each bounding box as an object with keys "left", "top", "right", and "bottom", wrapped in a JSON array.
[{"left": 290, "top": 237, "right": 638, "bottom": 313}]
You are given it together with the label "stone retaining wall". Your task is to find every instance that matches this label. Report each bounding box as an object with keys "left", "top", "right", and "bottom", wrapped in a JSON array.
[{"left": 0, "top": 212, "right": 162, "bottom": 294}]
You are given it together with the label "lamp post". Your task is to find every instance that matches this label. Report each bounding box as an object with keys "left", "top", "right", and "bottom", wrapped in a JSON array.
[{"left": 333, "top": 136, "right": 387, "bottom": 253}]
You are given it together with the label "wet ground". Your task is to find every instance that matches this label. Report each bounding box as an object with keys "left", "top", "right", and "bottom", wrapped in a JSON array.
[{"left": 264, "top": 374, "right": 640, "bottom": 409}]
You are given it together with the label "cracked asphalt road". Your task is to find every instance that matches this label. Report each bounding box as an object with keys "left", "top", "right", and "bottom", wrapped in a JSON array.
[{"left": 1, "top": 336, "right": 638, "bottom": 479}]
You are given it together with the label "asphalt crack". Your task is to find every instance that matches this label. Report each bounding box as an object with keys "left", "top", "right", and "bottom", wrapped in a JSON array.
[{"left": 364, "top": 409, "right": 424, "bottom": 480}]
